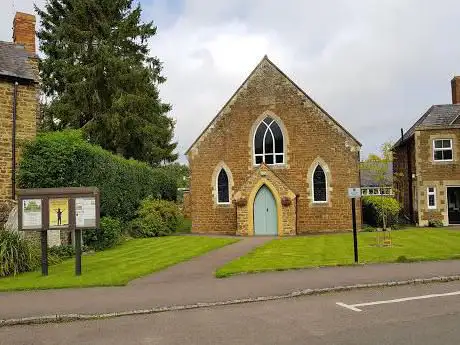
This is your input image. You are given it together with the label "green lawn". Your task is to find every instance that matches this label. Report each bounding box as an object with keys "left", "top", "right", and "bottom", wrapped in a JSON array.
[
  {"left": 0, "top": 236, "right": 238, "bottom": 291},
  {"left": 216, "top": 228, "right": 460, "bottom": 277}
]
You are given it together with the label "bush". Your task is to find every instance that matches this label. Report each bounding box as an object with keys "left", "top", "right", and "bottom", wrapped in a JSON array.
[
  {"left": 0, "top": 230, "right": 40, "bottom": 277},
  {"left": 362, "top": 196, "right": 401, "bottom": 229},
  {"left": 84, "top": 216, "right": 124, "bottom": 251},
  {"left": 128, "top": 198, "right": 183, "bottom": 237},
  {"left": 428, "top": 219, "right": 444, "bottom": 228},
  {"left": 48, "top": 245, "right": 75, "bottom": 260},
  {"left": 18, "top": 130, "right": 177, "bottom": 222}
]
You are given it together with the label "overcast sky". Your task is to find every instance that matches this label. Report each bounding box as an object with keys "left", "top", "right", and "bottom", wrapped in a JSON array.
[{"left": 3, "top": 0, "right": 460, "bottom": 162}]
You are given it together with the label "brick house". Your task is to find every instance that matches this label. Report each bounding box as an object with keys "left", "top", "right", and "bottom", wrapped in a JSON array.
[
  {"left": 393, "top": 77, "right": 460, "bottom": 226},
  {"left": 186, "top": 56, "right": 362, "bottom": 236},
  {"left": 0, "top": 12, "right": 39, "bottom": 207}
]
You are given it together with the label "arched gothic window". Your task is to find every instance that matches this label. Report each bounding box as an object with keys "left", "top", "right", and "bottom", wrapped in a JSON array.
[
  {"left": 313, "top": 165, "right": 327, "bottom": 202},
  {"left": 254, "top": 117, "right": 284, "bottom": 165},
  {"left": 217, "top": 169, "right": 230, "bottom": 203}
]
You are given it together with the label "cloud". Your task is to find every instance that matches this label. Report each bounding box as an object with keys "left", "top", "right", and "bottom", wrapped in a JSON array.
[
  {"left": 3, "top": 0, "right": 460, "bottom": 163},
  {"left": 146, "top": 0, "right": 460, "bottom": 162}
]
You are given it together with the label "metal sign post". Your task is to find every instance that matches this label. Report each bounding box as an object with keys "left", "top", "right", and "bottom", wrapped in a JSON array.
[
  {"left": 17, "top": 187, "right": 100, "bottom": 277},
  {"left": 348, "top": 188, "right": 361, "bottom": 264}
]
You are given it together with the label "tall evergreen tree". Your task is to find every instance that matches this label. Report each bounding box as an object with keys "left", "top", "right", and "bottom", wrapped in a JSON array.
[{"left": 36, "top": 0, "right": 177, "bottom": 165}]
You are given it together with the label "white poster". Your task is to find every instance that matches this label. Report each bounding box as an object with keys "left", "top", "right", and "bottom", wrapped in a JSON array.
[
  {"left": 22, "top": 199, "right": 42, "bottom": 229},
  {"left": 76, "top": 197, "right": 96, "bottom": 228}
]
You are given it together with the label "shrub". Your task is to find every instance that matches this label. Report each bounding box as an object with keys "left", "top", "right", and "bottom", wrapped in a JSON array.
[
  {"left": 362, "top": 196, "right": 401, "bottom": 229},
  {"left": 0, "top": 230, "right": 40, "bottom": 277},
  {"left": 84, "top": 216, "right": 124, "bottom": 251},
  {"left": 428, "top": 219, "right": 444, "bottom": 228},
  {"left": 48, "top": 245, "right": 75, "bottom": 260},
  {"left": 129, "top": 198, "right": 183, "bottom": 237},
  {"left": 18, "top": 130, "right": 177, "bottom": 222}
]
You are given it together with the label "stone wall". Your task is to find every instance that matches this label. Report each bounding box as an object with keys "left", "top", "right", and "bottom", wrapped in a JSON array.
[
  {"left": 0, "top": 80, "right": 39, "bottom": 202},
  {"left": 188, "top": 57, "right": 361, "bottom": 235},
  {"left": 414, "top": 128, "right": 460, "bottom": 226}
]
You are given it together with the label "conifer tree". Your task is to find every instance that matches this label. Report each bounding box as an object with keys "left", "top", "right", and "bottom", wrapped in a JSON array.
[{"left": 36, "top": 0, "right": 177, "bottom": 165}]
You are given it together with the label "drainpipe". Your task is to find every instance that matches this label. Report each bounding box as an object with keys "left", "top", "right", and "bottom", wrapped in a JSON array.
[
  {"left": 11, "top": 81, "right": 18, "bottom": 200},
  {"left": 295, "top": 194, "right": 299, "bottom": 235}
]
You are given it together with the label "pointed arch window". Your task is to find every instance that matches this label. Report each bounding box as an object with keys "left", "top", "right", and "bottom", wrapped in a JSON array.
[
  {"left": 313, "top": 165, "right": 327, "bottom": 202},
  {"left": 254, "top": 117, "right": 284, "bottom": 165},
  {"left": 217, "top": 169, "right": 230, "bottom": 203}
]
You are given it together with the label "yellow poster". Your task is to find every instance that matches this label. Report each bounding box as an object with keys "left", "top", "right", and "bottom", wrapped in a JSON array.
[{"left": 49, "top": 198, "right": 69, "bottom": 228}]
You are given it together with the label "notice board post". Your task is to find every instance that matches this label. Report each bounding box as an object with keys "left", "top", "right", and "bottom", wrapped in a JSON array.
[{"left": 17, "top": 187, "right": 100, "bottom": 276}]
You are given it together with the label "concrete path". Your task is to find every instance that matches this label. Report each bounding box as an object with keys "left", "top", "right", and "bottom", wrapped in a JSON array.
[{"left": 0, "top": 236, "right": 460, "bottom": 320}]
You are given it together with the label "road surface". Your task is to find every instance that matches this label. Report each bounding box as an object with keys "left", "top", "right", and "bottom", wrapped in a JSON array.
[{"left": 2, "top": 281, "right": 460, "bottom": 344}]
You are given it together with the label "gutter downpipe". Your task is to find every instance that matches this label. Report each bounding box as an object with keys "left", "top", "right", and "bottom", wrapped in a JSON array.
[{"left": 11, "top": 81, "right": 18, "bottom": 200}]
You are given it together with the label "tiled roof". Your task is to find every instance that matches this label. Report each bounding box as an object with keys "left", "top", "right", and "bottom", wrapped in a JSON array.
[
  {"left": 394, "top": 104, "right": 460, "bottom": 147},
  {"left": 0, "top": 41, "right": 38, "bottom": 82},
  {"left": 360, "top": 161, "right": 393, "bottom": 187}
]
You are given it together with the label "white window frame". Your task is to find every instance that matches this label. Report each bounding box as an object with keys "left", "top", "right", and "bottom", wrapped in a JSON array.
[
  {"left": 427, "top": 187, "right": 436, "bottom": 209},
  {"left": 312, "top": 164, "right": 328, "bottom": 203},
  {"left": 433, "top": 139, "right": 453, "bottom": 162},
  {"left": 253, "top": 118, "right": 285, "bottom": 166},
  {"left": 216, "top": 168, "right": 231, "bottom": 205}
]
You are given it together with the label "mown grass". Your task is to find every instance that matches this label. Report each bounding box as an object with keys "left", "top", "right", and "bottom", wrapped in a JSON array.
[
  {"left": 216, "top": 228, "right": 460, "bottom": 277},
  {"left": 0, "top": 236, "right": 238, "bottom": 291}
]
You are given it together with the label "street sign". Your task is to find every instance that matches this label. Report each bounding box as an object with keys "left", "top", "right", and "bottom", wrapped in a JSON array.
[{"left": 348, "top": 187, "right": 361, "bottom": 198}]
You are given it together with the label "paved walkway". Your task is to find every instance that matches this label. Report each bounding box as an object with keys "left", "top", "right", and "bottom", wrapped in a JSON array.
[{"left": 1, "top": 237, "right": 460, "bottom": 320}]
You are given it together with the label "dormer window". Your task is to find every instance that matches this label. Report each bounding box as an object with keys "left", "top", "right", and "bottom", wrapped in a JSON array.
[
  {"left": 254, "top": 117, "right": 284, "bottom": 165},
  {"left": 433, "top": 139, "right": 453, "bottom": 161}
]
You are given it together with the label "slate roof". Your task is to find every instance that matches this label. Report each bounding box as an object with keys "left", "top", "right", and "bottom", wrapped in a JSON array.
[
  {"left": 360, "top": 161, "right": 393, "bottom": 187},
  {"left": 0, "top": 41, "right": 38, "bottom": 82},
  {"left": 394, "top": 104, "right": 460, "bottom": 147}
]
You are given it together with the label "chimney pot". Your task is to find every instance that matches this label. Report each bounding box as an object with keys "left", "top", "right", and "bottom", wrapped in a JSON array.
[
  {"left": 452, "top": 76, "right": 460, "bottom": 104},
  {"left": 13, "top": 12, "right": 36, "bottom": 55}
]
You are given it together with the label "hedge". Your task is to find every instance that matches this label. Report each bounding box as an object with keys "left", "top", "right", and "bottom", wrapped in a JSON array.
[{"left": 18, "top": 130, "right": 177, "bottom": 221}]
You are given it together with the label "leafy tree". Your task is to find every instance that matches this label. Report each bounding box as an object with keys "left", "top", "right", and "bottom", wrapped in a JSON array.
[
  {"left": 36, "top": 0, "right": 177, "bottom": 165},
  {"left": 361, "top": 141, "right": 394, "bottom": 229},
  {"left": 161, "top": 163, "right": 189, "bottom": 188}
]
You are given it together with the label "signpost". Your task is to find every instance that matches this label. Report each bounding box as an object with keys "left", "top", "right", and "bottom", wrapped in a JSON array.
[
  {"left": 17, "top": 187, "right": 100, "bottom": 276},
  {"left": 348, "top": 187, "right": 361, "bottom": 263}
]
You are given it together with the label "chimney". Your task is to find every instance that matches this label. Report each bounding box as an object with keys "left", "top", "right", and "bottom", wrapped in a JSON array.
[
  {"left": 13, "top": 12, "right": 36, "bottom": 55},
  {"left": 452, "top": 76, "right": 460, "bottom": 104}
]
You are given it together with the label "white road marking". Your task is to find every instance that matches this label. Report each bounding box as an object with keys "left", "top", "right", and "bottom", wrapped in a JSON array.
[
  {"left": 335, "top": 302, "right": 362, "bottom": 312},
  {"left": 337, "top": 290, "right": 460, "bottom": 312}
]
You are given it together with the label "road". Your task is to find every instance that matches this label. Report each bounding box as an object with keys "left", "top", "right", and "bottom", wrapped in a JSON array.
[{"left": 2, "top": 281, "right": 460, "bottom": 345}]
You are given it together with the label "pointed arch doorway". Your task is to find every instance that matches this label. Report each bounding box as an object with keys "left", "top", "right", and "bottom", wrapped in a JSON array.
[{"left": 253, "top": 185, "right": 278, "bottom": 235}]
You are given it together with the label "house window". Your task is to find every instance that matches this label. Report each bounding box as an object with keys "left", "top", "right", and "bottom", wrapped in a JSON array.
[
  {"left": 254, "top": 117, "right": 284, "bottom": 165},
  {"left": 313, "top": 165, "right": 327, "bottom": 202},
  {"left": 427, "top": 187, "right": 436, "bottom": 209},
  {"left": 217, "top": 169, "right": 229, "bottom": 203},
  {"left": 433, "top": 139, "right": 453, "bottom": 161}
]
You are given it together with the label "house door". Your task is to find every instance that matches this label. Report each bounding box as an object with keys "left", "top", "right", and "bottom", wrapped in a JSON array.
[
  {"left": 254, "top": 185, "right": 278, "bottom": 235},
  {"left": 447, "top": 187, "right": 460, "bottom": 224}
]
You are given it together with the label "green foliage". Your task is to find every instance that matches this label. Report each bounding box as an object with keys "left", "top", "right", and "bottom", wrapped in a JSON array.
[
  {"left": 0, "top": 230, "right": 40, "bottom": 277},
  {"left": 177, "top": 218, "right": 192, "bottom": 234},
  {"left": 129, "top": 198, "right": 183, "bottom": 237},
  {"left": 362, "top": 196, "right": 401, "bottom": 229},
  {"left": 84, "top": 217, "right": 124, "bottom": 251},
  {"left": 36, "top": 0, "right": 177, "bottom": 165},
  {"left": 18, "top": 130, "right": 177, "bottom": 222},
  {"left": 48, "top": 245, "right": 75, "bottom": 260},
  {"left": 428, "top": 219, "right": 444, "bottom": 228},
  {"left": 161, "top": 163, "right": 189, "bottom": 188}
]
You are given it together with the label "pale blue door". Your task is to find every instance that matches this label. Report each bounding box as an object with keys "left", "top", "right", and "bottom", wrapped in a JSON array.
[{"left": 254, "top": 185, "right": 278, "bottom": 235}]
